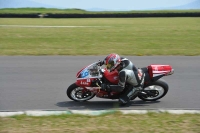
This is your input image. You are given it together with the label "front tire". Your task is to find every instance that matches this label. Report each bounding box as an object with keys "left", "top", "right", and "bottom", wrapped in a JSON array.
[
  {"left": 67, "top": 83, "right": 95, "bottom": 102},
  {"left": 138, "top": 79, "right": 169, "bottom": 101}
]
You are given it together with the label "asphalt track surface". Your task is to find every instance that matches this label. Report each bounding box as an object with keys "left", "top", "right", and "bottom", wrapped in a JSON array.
[{"left": 0, "top": 56, "right": 200, "bottom": 111}]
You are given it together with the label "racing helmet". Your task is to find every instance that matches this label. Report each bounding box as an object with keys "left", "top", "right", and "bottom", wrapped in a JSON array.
[{"left": 104, "top": 53, "right": 121, "bottom": 71}]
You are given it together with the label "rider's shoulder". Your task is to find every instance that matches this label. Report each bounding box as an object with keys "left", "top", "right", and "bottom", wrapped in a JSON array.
[
  {"left": 121, "top": 57, "right": 129, "bottom": 61},
  {"left": 121, "top": 57, "right": 132, "bottom": 64}
]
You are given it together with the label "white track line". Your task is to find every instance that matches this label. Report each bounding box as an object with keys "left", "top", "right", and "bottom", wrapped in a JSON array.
[
  {"left": 1, "top": 110, "right": 200, "bottom": 117},
  {"left": 0, "top": 25, "right": 111, "bottom": 28}
]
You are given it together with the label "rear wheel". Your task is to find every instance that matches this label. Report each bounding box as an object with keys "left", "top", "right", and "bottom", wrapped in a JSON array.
[
  {"left": 67, "top": 83, "right": 95, "bottom": 102},
  {"left": 138, "top": 79, "right": 169, "bottom": 101}
]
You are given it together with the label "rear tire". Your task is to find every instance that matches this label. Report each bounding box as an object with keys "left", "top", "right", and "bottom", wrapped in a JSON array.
[
  {"left": 67, "top": 83, "right": 95, "bottom": 102},
  {"left": 138, "top": 79, "right": 169, "bottom": 101}
]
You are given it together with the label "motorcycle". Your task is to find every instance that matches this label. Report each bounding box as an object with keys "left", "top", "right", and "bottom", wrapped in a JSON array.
[{"left": 67, "top": 61, "right": 174, "bottom": 102}]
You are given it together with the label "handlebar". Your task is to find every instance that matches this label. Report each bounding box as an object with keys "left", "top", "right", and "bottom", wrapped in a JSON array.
[{"left": 96, "top": 60, "right": 104, "bottom": 66}]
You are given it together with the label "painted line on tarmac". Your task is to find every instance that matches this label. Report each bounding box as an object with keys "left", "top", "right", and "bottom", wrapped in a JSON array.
[
  {"left": 0, "top": 25, "right": 111, "bottom": 28},
  {"left": 1, "top": 110, "right": 200, "bottom": 117}
]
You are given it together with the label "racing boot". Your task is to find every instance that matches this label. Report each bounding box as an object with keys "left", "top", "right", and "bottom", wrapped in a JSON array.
[
  {"left": 130, "top": 86, "right": 143, "bottom": 100},
  {"left": 119, "top": 87, "right": 139, "bottom": 106}
]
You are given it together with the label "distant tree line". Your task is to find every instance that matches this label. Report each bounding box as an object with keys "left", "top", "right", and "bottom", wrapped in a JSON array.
[{"left": 0, "top": 12, "right": 200, "bottom": 18}]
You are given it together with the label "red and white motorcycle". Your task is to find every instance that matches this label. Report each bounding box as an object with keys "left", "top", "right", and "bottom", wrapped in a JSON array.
[{"left": 67, "top": 61, "right": 174, "bottom": 102}]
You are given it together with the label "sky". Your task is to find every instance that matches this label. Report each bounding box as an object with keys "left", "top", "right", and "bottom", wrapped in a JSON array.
[
  {"left": 29, "top": 0, "right": 197, "bottom": 10},
  {"left": 0, "top": 0, "right": 199, "bottom": 10}
]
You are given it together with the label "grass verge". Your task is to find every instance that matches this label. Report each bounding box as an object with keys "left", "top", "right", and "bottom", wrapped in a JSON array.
[
  {"left": 1, "top": 112, "right": 200, "bottom": 133},
  {"left": 0, "top": 18, "right": 200, "bottom": 56}
]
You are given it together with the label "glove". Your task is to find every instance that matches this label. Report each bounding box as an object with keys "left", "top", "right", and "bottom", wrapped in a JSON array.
[{"left": 101, "top": 83, "right": 110, "bottom": 91}]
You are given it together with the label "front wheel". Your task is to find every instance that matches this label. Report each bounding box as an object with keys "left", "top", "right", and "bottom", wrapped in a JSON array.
[
  {"left": 138, "top": 79, "right": 169, "bottom": 101},
  {"left": 67, "top": 83, "right": 96, "bottom": 102}
]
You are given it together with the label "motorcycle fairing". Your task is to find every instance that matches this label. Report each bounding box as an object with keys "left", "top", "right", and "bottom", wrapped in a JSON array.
[
  {"left": 103, "top": 69, "right": 119, "bottom": 84},
  {"left": 148, "top": 65, "right": 174, "bottom": 79},
  {"left": 76, "top": 62, "right": 102, "bottom": 87}
]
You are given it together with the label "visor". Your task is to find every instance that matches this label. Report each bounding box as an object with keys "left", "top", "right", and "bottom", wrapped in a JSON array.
[{"left": 106, "top": 63, "right": 112, "bottom": 69}]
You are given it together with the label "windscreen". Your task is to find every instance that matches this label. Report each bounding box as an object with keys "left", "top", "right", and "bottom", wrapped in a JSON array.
[{"left": 80, "top": 63, "right": 101, "bottom": 78}]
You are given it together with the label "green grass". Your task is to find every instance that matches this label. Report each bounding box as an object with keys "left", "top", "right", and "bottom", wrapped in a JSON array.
[
  {"left": 0, "top": 8, "right": 200, "bottom": 14},
  {"left": 0, "top": 8, "right": 88, "bottom": 14},
  {"left": 1, "top": 112, "right": 200, "bottom": 133},
  {"left": 0, "top": 18, "right": 200, "bottom": 55}
]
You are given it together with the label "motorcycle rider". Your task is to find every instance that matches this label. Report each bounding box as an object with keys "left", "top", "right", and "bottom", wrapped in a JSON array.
[{"left": 99, "top": 53, "right": 145, "bottom": 105}]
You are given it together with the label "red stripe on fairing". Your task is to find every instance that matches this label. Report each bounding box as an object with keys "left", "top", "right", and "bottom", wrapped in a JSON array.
[{"left": 153, "top": 71, "right": 170, "bottom": 73}]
